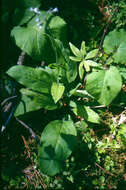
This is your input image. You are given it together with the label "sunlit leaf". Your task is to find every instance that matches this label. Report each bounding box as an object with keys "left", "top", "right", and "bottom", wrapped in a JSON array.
[
  {"left": 85, "top": 49, "right": 98, "bottom": 60},
  {"left": 80, "top": 41, "right": 86, "bottom": 57},
  {"left": 69, "top": 42, "right": 82, "bottom": 57},
  {"left": 79, "top": 61, "right": 84, "bottom": 79},
  {"left": 72, "top": 104, "right": 100, "bottom": 124},
  {"left": 86, "top": 66, "right": 122, "bottom": 105},
  {"left": 51, "top": 82, "right": 65, "bottom": 103},
  {"left": 103, "top": 29, "right": 126, "bottom": 64}
]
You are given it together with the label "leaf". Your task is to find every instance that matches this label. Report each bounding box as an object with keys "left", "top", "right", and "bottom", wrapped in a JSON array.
[
  {"left": 72, "top": 104, "right": 100, "bottom": 124},
  {"left": 118, "top": 67, "right": 126, "bottom": 81},
  {"left": 86, "top": 66, "right": 122, "bottom": 106},
  {"left": 69, "top": 56, "right": 82, "bottom": 62},
  {"left": 11, "top": 25, "right": 55, "bottom": 62},
  {"left": 68, "top": 83, "right": 81, "bottom": 97},
  {"left": 72, "top": 90, "right": 94, "bottom": 99},
  {"left": 48, "top": 16, "right": 67, "bottom": 45},
  {"left": 84, "top": 60, "right": 98, "bottom": 67},
  {"left": 69, "top": 42, "right": 82, "bottom": 57},
  {"left": 51, "top": 82, "right": 65, "bottom": 103},
  {"left": 79, "top": 61, "right": 84, "bottom": 79},
  {"left": 52, "top": 39, "right": 68, "bottom": 66},
  {"left": 103, "top": 29, "right": 126, "bottom": 64},
  {"left": 38, "top": 120, "right": 77, "bottom": 176},
  {"left": 85, "top": 49, "right": 98, "bottom": 60},
  {"left": 83, "top": 61, "right": 90, "bottom": 72},
  {"left": 84, "top": 106, "right": 100, "bottom": 124},
  {"left": 75, "top": 120, "right": 88, "bottom": 132},
  {"left": 19, "top": 8, "right": 35, "bottom": 25},
  {"left": 7, "top": 65, "right": 56, "bottom": 94},
  {"left": 11, "top": 11, "right": 67, "bottom": 61},
  {"left": 14, "top": 88, "right": 58, "bottom": 116},
  {"left": 12, "top": 8, "right": 35, "bottom": 26},
  {"left": 66, "top": 61, "right": 77, "bottom": 83},
  {"left": 80, "top": 41, "right": 86, "bottom": 57},
  {"left": 113, "top": 42, "right": 126, "bottom": 64}
]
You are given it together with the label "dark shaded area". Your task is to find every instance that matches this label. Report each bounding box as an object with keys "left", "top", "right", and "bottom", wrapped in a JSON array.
[{"left": 1, "top": 0, "right": 126, "bottom": 189}]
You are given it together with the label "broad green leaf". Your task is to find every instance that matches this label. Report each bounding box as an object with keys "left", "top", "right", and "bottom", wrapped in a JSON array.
[
  {"left": 103, "top": 29, "right": 126, "bottom": 54},
  {"left": 69, "top": 42, "right": 82, "bottom": 57},
  {"left": 72, "top": 104, "right": 100, "bottom": 124},
  {"left": 69, "top": 56, "right": 82, "bottom": 62},
  {"left": 11, "top": 25, "right": 55, "bottom": 62},
  {"left": 86, "top": 66, "right": 122, "bottom": 106},
  {"left": 66, "top": 61, "right": 77, "bottom": 83},
  {"left": 80, "top": 41, "right": 86, "bottom": 57},
  {"left": 7, "top": 65, "right": 56, "bottom": 94},
  {"left": 14, "top": 88, "right": 57, "bottom": 116},
  {"left": 49, "top": 16, "right": 67, "bottom": 45},
  {"left": 85, "top": 49, "right": 98, "bottom": 60},
  {"left": 51, "top": 82, "right": 65, "bottom": 103},
  {"left": 11, "top": 11, "right": 67, "bottom": 61},
  {"left": 38, "top": 120, "right": 77, "bottom": 176},
  {"left": 28, "top": 12, "right": 67, "bottom": 42},
  {"left": 79, "top": 61, "right": 84, "bottom": 80},
  {"left": 103, "top": 29, "right": 126, "bottom": 64}
]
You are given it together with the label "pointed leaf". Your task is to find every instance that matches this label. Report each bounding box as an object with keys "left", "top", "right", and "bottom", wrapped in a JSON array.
[
  {"left": 38, "top": 120, "right": 77, "bottom": 176},
  {"left": 84, "top": 60, "right": 98, "bottom": 67},
  {"left": 86, "top": 66, "right": 122, "bottom": 106},
  {"left": 68, "top": 83, "right": 81, "bottom": 97},
  {"left": 72, "top": 104, "right": 100, "bottom": 124},
  {"left": 80, "top": 41, "right": 86, "bottom": 57},
  {"left": 84, "top": 61, "right": 90, "bottom": 72},
  {"left": 79, "top": 61, "right": 84, "bottom": 79},
  {"left": 84, "top": 106, "right": 100, "bottom": 124},
  {"left": 69, "top": 42, "right": 82, "bottom": 57},
  {"left": 85, "top": 49, "right": 98, "bottom": 60},
  {"left": 51, "top": 82, "right": 65, "bottom": 103},
  {"left": 69, "top": 56, "right": 82, "bottom": 62},
  {"left": 72, "top": 90, "right": 94, "bottom": 99}
]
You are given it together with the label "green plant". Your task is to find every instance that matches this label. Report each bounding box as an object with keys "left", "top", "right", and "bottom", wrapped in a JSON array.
[
  {"left": 6, "top": 15, "right": 125, "bottom": 176},
  {"left": 1, "top": 2, "right": 126, "bottom": 189}
]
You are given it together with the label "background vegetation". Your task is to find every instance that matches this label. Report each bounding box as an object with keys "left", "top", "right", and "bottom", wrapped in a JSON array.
[{"left": 0, "top": 0, "right": 126, "bottom": 189}]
